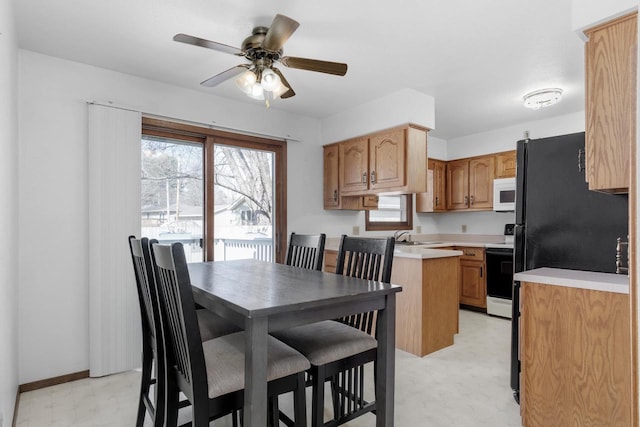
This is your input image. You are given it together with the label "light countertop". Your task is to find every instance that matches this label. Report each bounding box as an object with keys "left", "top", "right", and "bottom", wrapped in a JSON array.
[
  {"left": 392, "top": 247, "right": 463, "bottom": 260},
  {"left": 324, "top": 239, "right": 491, "bottom": 260},
  {"left": 514, "top": 267, "right": 629, "bottom": 294}
]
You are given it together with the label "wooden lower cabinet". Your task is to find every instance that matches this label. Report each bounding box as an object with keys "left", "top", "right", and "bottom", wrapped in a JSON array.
[
  {"left": 393, "top": 255, "right": 460, "bottom": 356},
  {"left": 457, "top": 247, "right": 486, "bottom": 308},
  {"left": 324, "top": 250, "right": 337, "bottom": 273},
  {"left": 520, "top": 282, "right": 631, "bottom": 426}
]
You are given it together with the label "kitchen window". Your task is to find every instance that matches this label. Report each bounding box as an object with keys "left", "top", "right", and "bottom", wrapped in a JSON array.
[{"left": 365, "top": 195, "right": 413, "bottom": 231}]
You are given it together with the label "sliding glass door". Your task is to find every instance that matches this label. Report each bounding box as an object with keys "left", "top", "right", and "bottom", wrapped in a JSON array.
[
  {"left": 140, "top": 136, "right": 205, "bottom": 262},
  {"left": 212, "top": 144, "right": 275, "bottom": 262},
  {"left": 140, "top": 118, "right": 287, "bottom": 263}
]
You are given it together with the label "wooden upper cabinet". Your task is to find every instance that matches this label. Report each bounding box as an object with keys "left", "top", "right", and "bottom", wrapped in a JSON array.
[
  {"left": 416, "top": 158, "right": 447, "bottom": 213},
  {"left": 369, "top": 128, "right": 406, "bottom": 191},
  {"left": 584, "top": 12, "right": 637, "bottom": 193},
  {"left": 446, "top": 160, "right": 469, "bottom": 210},
  {"left": 339, "top": 137, "right": 369, "bottom": 194},
  {"left": 495, "top": 150, "right": 516, "bottom": 178},
  {"left": 432, "top": 160, "right": 447, "bottom": 211},
  {"left": 468, "top": 157, "right": 495, "bottom": 209},
  {"left": 446, "top": 156, "right": 494, "bottom": 211},
  {"left": 323, "top": 144, "right": 340, "bottom": 209},
  {"left": 331, "top": 125, "right": 427, "bottom": 198}
]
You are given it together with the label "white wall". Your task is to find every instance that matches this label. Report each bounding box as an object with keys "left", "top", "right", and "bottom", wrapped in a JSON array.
[
  {"left": 17, "top": 50, "right": 325, "bottom": 383},
  {"left": 446, "top": 111, "right": 585, "bottom": 160},
  {"left": 0, "top": 0, "right": 19, "bottom": 422},
  {"left": 320, "top": 88, "right": 435, "bottom": 143}
]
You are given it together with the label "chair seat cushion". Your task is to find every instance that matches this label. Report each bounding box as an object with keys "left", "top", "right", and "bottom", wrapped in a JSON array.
[
  {"left": 202, "top": 332, "right": 311, "bottom": 399},
  {"left": 271, "top": 321, "right": 377, "bottom": 366},
  {"left": 196, "top": 309, "right": 242, "bottom": 341}
]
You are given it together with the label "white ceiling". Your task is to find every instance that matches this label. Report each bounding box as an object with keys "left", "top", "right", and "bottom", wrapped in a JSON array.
[{"left": 13, "top": 0, "right": 585, "bottom": 140}]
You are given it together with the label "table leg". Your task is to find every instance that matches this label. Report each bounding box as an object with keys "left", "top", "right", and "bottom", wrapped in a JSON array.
[
  {"left": 376, "top": 293, "right": 396, "bottom": 426},
  {"left": 244, "top": 316, "right": 268, "bottom": 427}
]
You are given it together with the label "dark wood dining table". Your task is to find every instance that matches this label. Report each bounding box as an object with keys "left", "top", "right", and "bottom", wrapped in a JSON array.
[{"left": 187, "top": 259, "right": 402, "bottom": 427}]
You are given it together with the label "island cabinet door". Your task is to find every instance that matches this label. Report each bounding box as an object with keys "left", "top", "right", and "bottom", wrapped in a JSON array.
[
  {"left": 369, "top": 128, "right": 406, "bottom": 191},
  {"left": 339, "top": 137, "right": 369, "bottom": 194}
]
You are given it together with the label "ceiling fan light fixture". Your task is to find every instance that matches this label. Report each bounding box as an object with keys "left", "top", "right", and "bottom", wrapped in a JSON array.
[
  {"left": 234, "top": 69, "right": 257, "bottom": 95},
  {"left": 260, "top": 68, "right": 282, "bottom": 92},
  {"left": 523, "top": 88, "right": 563, "bottom": 110},
  {"left": 246, "top": 83, "right": 265, "bottom": 100},
  {"left": 272, "top": 83, "right": 290, "bottom": 99}
]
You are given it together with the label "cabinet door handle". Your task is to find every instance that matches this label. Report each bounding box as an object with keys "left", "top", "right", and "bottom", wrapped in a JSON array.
[
  {"left": 362, "top": 172, "right": 367, "bottom": 184},
  {"left": 435, "top": 196, "right": 439, "bottom": 206},
  {"left": 464, "top": 195, "right": 469, "bottom": 206},
  {"left": 480, "top": 267, "right": 483, "bottom": 278},
  {"left": 333, "top": 189, "right": 338, "bottom": 202},
  {"left": 470, "top": 195, "right": 475, "bottom": 205},
  {"left": 370, "top": 170, "right": 376, "bottom": 184},
  {"left": 578, "top": 148, "right": 585, "bottom": 172}
]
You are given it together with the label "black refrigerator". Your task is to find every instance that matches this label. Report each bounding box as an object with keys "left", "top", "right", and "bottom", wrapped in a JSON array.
[{"left": 510, "top": 131, "right": 628, "bottom": 402}]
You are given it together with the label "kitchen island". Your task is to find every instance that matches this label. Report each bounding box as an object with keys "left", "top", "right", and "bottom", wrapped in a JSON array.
[{"left": 325, "top": 245, "right": 463, "bottom": 357}]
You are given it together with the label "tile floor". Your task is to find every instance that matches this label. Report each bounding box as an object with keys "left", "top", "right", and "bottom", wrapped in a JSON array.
[{"left": 15, "top": 309, "right": 522, "bottom": 426}]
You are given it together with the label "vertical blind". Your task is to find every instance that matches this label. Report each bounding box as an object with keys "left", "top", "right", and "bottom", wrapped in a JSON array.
[{"left": 88, "top": 103, "right": 142, "bottom": 377}]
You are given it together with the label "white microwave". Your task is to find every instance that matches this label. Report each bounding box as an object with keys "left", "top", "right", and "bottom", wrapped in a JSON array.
[{"left": 493, "top": 178, "right": 516, "bottom": 211}]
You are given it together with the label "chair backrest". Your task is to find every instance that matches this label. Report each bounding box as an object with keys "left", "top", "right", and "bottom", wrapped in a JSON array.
[
  {"left": 335, "top": 235, "right": 395, "bottom": 283},
  {"left": 335, "top": 235, "right": 395, "bottom": 335},
  {"left": 128, "top": 236, "right": 161, "bottom": 342},
  {"left": 285, "top": 232, "right": 327, "bottom": 271},
  {"left": 151, "top": 242, "right": 207, "bottom": 402}
]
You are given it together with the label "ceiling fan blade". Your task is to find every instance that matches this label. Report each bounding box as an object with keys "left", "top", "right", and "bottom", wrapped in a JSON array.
[
  {"left": 262, "top": 14, "right": 300, "bottom": 52},
  {"left": 273, "top": 68, "right": 296, "bottom": 99},
  {"left": 281, "top": 56, "right": 348, "bottom": 76},
  {"left": 200, "top": 65, "right": 250, "bottom": 87},
  {"left": 173, "top": 33, "right": 243, "bottom": 56}
]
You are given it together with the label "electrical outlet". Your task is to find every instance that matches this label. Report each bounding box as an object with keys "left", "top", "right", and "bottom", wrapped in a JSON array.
[
  {"left": 416, "top": 225, "right": 422, "bottom": 234},
  {"left": 352, "top": 226, "right": 360, "bottom": 235},
  {"left": 461, "top": 224, "right": 467, "bottom": 233}
]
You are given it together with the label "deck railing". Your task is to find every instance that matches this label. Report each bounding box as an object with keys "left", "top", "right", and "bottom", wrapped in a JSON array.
[{"left": 217, "top": 237, "right": 273, "bottom": 263}]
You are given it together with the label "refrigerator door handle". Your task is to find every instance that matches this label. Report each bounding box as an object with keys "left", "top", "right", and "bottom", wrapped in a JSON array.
[{"left": 514, "top": 224, "right": 526, "bottom": 273}]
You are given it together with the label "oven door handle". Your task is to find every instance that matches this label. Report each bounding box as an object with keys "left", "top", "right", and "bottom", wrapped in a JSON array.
[{"left": 486, "top": 248, "right": 514, "bottom": 256}]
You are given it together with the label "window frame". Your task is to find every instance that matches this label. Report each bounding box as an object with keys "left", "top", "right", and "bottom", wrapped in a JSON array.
[
  {"left": 142, "top": 117, "right": 287, "bottom": 263},
  {"left": 364, "top": 194, "right": 413, "bottom": 231}
]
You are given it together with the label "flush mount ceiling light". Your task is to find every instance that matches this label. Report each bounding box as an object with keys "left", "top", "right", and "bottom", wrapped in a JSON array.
[{"left": 523, "top": 88, "right": 563, "bottom": 110}]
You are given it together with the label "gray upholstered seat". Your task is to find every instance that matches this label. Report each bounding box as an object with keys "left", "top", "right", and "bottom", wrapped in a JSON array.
[
  {"left": 203, "top": 332, "right": 311, "bottom": 399},
  {"left": 271, "top": 321, "right": 376, "bottom": 366}
]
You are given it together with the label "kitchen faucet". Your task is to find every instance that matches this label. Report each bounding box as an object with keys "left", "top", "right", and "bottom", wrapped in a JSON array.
[{"left": 393, "top": 231, "right": 410, "bottom": 242}]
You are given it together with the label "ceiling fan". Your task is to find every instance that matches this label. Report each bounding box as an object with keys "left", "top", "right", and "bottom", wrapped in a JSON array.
[{"left": 173, "top": 14, "right": 348, "bottom": 105}]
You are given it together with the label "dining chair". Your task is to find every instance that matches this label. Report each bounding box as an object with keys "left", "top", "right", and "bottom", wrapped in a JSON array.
[
  {"left": 272, "top": 235, "right": 395, "bottom": 427},
  {"left": 285, "top": 232, "right": 326, "bottom": 271},
  {"left": 151, "top": 242, "right": 311, "bottom": 427},
  {"left": 127, "top": 236, "right": 242, "bottom": 427}
]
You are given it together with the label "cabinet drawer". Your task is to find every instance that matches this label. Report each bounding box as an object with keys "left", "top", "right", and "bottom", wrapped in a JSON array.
[
  {"left": 324, "top": 250, "right": 337, "bottom": 273},
  {"left": 456, "top": 247, "right": 485, "bottom": 261}
]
